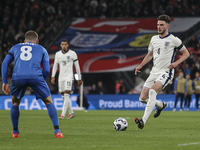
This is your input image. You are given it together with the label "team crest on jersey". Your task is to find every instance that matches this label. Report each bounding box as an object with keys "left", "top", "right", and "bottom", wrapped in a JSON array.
[
  {"left": 164, "top": 42, "right": 170, "bottom": 48},
  {"left": 67, "top": 56, "right": 70, "bottom": 62}
]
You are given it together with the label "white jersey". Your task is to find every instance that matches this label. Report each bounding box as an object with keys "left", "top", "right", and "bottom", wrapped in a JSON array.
[
  {"left": 148, "top": 33, "right": 185, "bottom": 74},
  {"left": 52, "top": 49, "right": 78, "bottom": 81}
]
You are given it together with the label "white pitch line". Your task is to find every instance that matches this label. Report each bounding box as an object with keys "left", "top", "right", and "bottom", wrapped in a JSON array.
[{"left": 178, "top": 142, "right": 200, "bottom": 146}]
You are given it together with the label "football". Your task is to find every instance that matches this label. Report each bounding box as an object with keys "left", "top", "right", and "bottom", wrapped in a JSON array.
[{"left": 113, "top": 118, "right": 128, "bottom": 131}]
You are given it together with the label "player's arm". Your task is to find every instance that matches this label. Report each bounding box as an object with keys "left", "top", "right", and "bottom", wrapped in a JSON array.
[
  {"left": 42, "top": 61, "right": 50, "bottom": 79},
  {"left": 169, "top": 38, "right": 189, "bottom": 69},
  {"left": 73, "top": 53, "right": 82, "bottom": 86},
  {"left": 1, "top": 54, "right": 14, "bottom": 95},
  {"left": 41, "top": 47, "right": 50, "bottom": 79},
  {"left": 51, "top": 53, "right": 59, "bottom": 84},
  {"left": 168, "top": 48, "right": 189, "bottom": 69},
  {"left": 135, "top": 52, "right": 153, "bottom": 75}
]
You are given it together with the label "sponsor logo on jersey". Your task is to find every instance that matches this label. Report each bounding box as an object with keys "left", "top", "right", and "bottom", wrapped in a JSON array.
[{"left": 62, "top": 61, "right": 66, "bottom": 66}]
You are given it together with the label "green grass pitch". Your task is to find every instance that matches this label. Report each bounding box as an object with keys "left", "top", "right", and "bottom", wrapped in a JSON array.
[{"left": 0, "top": 110, "right": 200, "bottom": 150}]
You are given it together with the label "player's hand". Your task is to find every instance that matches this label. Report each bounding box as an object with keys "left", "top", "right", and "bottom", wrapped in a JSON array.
[
  {"left": 185, "top": 93, "right": 187, "bottom": 96},
  {"left": 174, "top": 91, "right": 177, "bottom": 94},
  {"left": 135, "top": 65, "right": 142, "bottom": 75},
  {"left": 2, "top": 83, "right": 10, "bottom": 95},
  {"left": 77, "top": 80, "right": 82, "bottom": 86},
  {"left": 51, "top": 77, "right": 55, "bottom": 84},
  {"left": 168, "top": 62, "right": 178, "bottom": 69}
]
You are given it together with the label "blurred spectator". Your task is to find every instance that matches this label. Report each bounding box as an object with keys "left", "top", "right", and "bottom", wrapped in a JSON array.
[
  {"left": 187, "top": 36, "right": 199, "bottom": 52},
  {"left": 97, "top": 81, "right": 107, "bottom": 94},
  {"left": 88, "top": 84, "right": 99, "bottom": 94},
  {"left": 196, "top": 33, "right": 200, "bottom": 43},
  {"left": 184, "top": 74, "right": 194, "bottom": 111},
  {"left": 193, "top": 72, "right": 200, "bottom": 111},
  {"left": 184, "top": 63, "right": 192, "bottom": 76},
  {"left": 173, "top": 71, "right": 185, "bottom": 111},
  {"left": 190, "top": 63, "right": 198, "bottom": 80},
  {"left": 115, "top": 79, "right": 125, "bottom": 94}
]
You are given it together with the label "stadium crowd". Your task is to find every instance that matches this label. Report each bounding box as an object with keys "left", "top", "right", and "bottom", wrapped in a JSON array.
[
  {"left": 1, "top": 0, "right": 200, "bottom": 95},
  {"left": 71, "top": 0, "right": 200, "bottom": 18},
  {"left": 0, "top": 0, "right": 67, "bottom": 65}
]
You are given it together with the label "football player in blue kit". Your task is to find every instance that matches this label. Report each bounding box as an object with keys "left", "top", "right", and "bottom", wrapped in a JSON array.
[{"left": 1, "top": 30, "right": 64, "bottom": 138}]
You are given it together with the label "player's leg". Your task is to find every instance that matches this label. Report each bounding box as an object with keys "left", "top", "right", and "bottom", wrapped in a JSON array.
[
  {"left": 61, "top": 80, "right": 75, "bottom": 119},
  {"left": 135, "top": 82, "right": 162, "bottom": 129},
  {"left": 184, "top": 95, "right": 188, "bottom": 111},
  {"left": 139, "top": 87, "right": 163, "bottom": 108},
  {"left": 10, "top": 79, "right": 27, "bottom": 138},
  {"left": 41, "top": 95, "right": 64, "bottom": 138},
  {"left": 139, "top": 73, "right": 164, "bottom": 108},
  {"left": 60, "top": 90, "right": 70, "bottom": 118},
  {"left": 173, "top": 93, "right": 180, "bottom": 111},
  {"left": 31, "top": 78, "right": 64, "bottom": 138},
  {"left": 59, "top": 81, "right": 69, "bottom": 119},
  {"left": 142, "top": 82, "right": 163, "bottom": 123},
  {"left": 135, "top": 74, "right": 164, "bottom": 129},
  {"left": 59, "top": 92, "right": 65, "bottom": 119},
  {"left": 187, "top": 94, "right": 192, "bottom": 111},
  {"left": 180, "top": 93, "right": 184, "bottom": 111},
  {"left": 153, "top": 72, "right": 172, "bottom": 117},
  {"left": 63, "top": 91, "right": 75, "bottom": 119},
  {"left": 10, "top": 96, "right": 21, "bottom": 138}
]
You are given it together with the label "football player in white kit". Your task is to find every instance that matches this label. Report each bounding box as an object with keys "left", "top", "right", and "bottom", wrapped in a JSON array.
[
  {"left": 51, "top": 39, "right": 82, "bottom": 119},
  {"left": 134, "top": 14, "right": 189, "bottom": 129}
]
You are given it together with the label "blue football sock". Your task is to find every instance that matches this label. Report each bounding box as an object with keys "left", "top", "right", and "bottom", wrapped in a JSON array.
[
  {"left": 46, "top": 103, "right": 60, "bottom": 134},
  {"left": 54, "top": 129, "right": 61, "bottom": 134},
  {"left": 10, "top": 105, "right": 20, "bottom": 133}
]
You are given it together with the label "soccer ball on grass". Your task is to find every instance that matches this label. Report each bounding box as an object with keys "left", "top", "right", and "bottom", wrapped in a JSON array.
[{"left": 113, "top": 118, "right": 128, "bottom": 131}]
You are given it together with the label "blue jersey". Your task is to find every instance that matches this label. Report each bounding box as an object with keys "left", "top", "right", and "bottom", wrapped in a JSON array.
[{"left": 8, "top": 42, "right": 49, "bottom": 80}]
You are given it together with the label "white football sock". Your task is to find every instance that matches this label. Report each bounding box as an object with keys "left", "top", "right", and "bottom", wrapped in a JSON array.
[
  {"left": 142, "top": 89, "right": 157, "bottom": 124},
  {"left": 67, "top": 97, "right": 74, "bottom": 115},
  {"left": 64, "top": 93, "right": 74, "bottom": 115},
  {"left": 139, "top": 98, "right": 163, "bottom": 109},
  {"left": 61, "top": 94, "right": 69, "bottom": 117}
]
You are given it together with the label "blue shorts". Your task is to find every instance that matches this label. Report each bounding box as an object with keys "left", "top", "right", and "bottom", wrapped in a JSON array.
[{"left": 10, "top": 77, "right": 51, "bottom": 100}]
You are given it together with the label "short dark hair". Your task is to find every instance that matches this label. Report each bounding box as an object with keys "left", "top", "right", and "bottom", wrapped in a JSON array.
[
  {"left": 157, "top": 14, "right": 171, "bottom": 24},
  {"left": 61, "top": 39, "right": 69, "bottom": 44},
  {"left": 25, "top": 30, "right": 38, "bottom": 41}
]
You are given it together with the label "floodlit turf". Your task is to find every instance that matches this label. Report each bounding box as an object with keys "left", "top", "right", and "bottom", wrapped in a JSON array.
[{"left": 0, "top": 110, "right": 200, "bottom": 150}]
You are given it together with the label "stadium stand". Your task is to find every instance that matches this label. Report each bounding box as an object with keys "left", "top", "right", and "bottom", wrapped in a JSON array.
[{"left": 1, "top": 0, "right": 200, "bottom": 94}]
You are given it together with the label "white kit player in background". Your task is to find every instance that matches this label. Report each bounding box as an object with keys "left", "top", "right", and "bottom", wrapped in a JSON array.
[
  {"left": 51, "top": 39, "right": 82, "bottom": 119},
  {"left": 134, "top": 14, "right": 189, "bottom": 129}
]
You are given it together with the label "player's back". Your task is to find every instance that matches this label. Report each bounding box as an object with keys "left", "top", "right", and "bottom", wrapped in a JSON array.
[{"left": 9, "top": 42, "right": 48, "bottom": 79}]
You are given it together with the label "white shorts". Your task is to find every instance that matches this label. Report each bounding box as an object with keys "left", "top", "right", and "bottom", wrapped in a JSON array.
[
  {"left": 58, "top": 80, "right": 73, "bottom": 92},
  {"left": 143, "top": 71, "right": 174, "bottom": 89}
]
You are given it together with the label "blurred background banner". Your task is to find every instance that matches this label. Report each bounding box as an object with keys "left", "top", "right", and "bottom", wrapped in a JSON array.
[
  {"left": 49, "top": 17, "right": 200, "bottom": 73},
  {"left": 0, "top": 94, "right": 199, "bottom": 111}
]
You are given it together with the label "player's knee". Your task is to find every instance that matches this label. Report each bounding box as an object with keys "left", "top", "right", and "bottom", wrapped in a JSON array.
[
  {"left": 139, "top": 98, "right": 148, "bottom": 104},
  {"left": 149, "top": 89, "right": 157, "bottom": 101},
  {"left": 149, "top": 89, "right": 156, "bottom": 95},
  {"left": 12, "top": 96, "right": 21, "bottom": 105},
  {"left": 64, "top": 91, "right": 70, "bottom": 94},
  {"left": 42, "top": 95, "right": 53, "bottom": 105}
]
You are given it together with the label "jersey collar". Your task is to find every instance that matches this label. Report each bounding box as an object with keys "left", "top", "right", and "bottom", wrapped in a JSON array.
[
  {"left": 159, "top": 32, "right": 171, "bottom": 39},
  {"left": 61, "top": 49, "right": 69, "bottom": 54}
]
